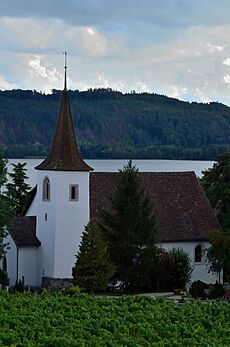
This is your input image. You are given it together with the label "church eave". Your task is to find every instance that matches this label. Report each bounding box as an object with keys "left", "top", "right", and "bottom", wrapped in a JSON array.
[{"left": 35, "top": 161, "right": 93, "bottom": 171}]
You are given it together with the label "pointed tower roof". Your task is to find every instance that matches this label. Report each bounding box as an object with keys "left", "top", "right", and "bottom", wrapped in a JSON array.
[{"left": 35, "top": 53, "right": 92, "bottom": 172}]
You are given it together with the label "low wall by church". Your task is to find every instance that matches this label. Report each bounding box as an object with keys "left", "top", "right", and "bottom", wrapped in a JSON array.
[{"left": 42, "top": 277, "right": 73, "bottom": 290}]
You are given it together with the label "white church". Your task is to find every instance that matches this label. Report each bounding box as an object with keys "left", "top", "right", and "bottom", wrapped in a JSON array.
[{"left": 2, "top": 65, "right": 220, "bottom": 288}]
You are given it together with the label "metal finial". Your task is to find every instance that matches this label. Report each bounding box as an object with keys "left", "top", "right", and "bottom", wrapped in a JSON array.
[{"left": 63, "top": 51, "right": 67, "bottom": 90}]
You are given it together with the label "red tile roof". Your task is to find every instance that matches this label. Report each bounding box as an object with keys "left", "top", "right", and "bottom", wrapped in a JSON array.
[{"left": 90, "top": 171, "right": 220, "bottom": 242}]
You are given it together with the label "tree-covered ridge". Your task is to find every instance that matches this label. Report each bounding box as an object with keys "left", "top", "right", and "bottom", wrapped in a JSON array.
[{"left": 0, "top": 88, "right": 230, "bottom": 159}]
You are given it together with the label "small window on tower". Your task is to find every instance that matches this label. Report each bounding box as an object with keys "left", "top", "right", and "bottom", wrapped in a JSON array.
[
  {"left": 42, "top": 177, "right": 50, "bottom": 201},
  {"left": 69, "top": 184, "right": 79, "bottom": 201}
]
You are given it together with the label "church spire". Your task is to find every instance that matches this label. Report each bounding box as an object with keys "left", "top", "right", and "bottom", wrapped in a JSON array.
[
  {"left": 64, "top": 51, "right": 67, "bottom": 91},
  {"left": 35, "top": 54, "right": 92, "bottom": 171}
]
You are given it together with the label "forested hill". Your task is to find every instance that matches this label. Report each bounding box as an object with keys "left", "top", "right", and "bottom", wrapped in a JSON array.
[{"left": 0, "top": 88, "right": 230, "bottom": 159}]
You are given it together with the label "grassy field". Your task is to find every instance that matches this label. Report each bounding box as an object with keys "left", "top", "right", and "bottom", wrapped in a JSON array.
[{"left": 0, "top": 291, "right": 230, "bottom": 346}]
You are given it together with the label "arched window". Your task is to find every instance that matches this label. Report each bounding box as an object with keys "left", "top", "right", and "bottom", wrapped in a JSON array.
[
  {"left": 42, "top": 177, "right": 50, "bottom": 201},
  {"left": 195, "top": 245, "right": 202, "bottom": 263}
]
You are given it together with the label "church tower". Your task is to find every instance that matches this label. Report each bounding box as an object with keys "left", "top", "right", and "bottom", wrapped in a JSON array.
[{"left": 35, "top": 54, "right": 93, "bottom": 284}]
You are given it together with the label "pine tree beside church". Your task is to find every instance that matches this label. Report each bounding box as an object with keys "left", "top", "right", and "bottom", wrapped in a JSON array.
[
  {"left": 72, "top": 221, "right": 115, "bottom": 293},
  {"left": 6, "top": 163, "right": 31, "bottom": 216},
  {"left": 101, "top": 160, "right": 157, "bottom": 292},
  {"left": 0, "top": 154, "right": 12, "bottom": 258}
]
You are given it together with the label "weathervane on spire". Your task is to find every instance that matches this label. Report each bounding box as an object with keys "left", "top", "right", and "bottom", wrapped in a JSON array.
[{"left": 63, "top": 51, "right": 67, "bottom": 90}]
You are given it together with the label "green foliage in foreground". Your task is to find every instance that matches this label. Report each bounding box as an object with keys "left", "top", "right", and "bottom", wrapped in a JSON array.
[
  {"left": 72, "top": 221, "right": 115, "bottom": 293},
  {"left": 0, "top": 292, "right": 230, "bottom": 346}
]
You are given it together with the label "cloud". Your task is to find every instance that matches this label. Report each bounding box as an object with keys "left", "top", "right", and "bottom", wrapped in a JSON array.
[
  {"left": 118, "top": 24, "right": 230, "bottom": 103},
  {"left": 0, "top": 4, "right": 230, "bottom": 104},
  {"left": 1, "top": 0, "right": 230, "bottom": 29},
  {"left": 0, "top": 17, "right": 57, "bottom": 50},
  {"left": 207, "top": 43, "right": 224, "bottom": 53},
  {"left": 28, "top": 56, "right": 62, "bottom": 90},
  {"left": 223, "top": 58, "right": 230, "bottom": 66},
  {"left": 0, "top": 75, "right": 17, "bottom": 90},
  {"left": 223, "top": 75, "right": 230, "bottom": 84},
  {"left": 0, "top": 17, "right": 118, "bottom": 58},
  {"left": 168, "top": 86, "right": 188, "bottom": 99}
]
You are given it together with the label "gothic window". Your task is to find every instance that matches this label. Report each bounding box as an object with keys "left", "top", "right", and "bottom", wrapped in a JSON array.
[
  {"left": 69, "top": 184, "right": 79, "bottom": 201},
  {"left": 195, "top": 245, "right": 202, "bottom": 263},
  {"left": 42, "top": 177, "right": 50, "bottom": 201}
]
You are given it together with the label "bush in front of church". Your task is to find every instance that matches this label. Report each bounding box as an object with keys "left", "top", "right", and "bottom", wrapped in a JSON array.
[
  {"left": 0, "top": 269, "right": 9, "bottom": 288},
  {"left": 72, "top": 221, "right": 115, "bottom": 294}
]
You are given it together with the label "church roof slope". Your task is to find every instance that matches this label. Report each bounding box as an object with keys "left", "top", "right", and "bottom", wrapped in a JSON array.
[
  {"left": 7, "top": 216, "right": 41, "bottom": 247},
  {"left": 35, "top": 90, "right": 92, "bottom": 171},
  {"left": 90, "top": 171, "right": 220, "bottom": 242},
  {"left": 22, "top": 185, "right": 37, "bottom": 216}
]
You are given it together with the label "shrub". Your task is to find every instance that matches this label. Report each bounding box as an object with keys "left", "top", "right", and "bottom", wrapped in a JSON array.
[
  {"left": 189, "top": 280, "right": 208, "bottom": 298},
  {"left": 62, "top": 285, "right": 81, "bottom": 296},
  {"left": 0, "top": 269, "right": 9, "bottom": 287},
  {"left": 208, "top": 282, "right": 225, "bottom": 299},
  {"left": 167, "top": 248, "right": 193, "bottom": 290},
  {"left": 173, "top": 288, "right": 185, "bottom": 295},
  {"left": 14, "top": 279, "right": 26, "bottom": 293}
]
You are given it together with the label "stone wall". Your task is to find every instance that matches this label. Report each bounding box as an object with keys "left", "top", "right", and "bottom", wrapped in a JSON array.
[{"left": 42, "top": 277, "right": 73, "bottom": 290}]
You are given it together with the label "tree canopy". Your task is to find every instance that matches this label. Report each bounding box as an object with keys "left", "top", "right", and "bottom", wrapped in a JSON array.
[
  {"left": 0, "top": 159, "right": 31, "bottom": 259},
  {"left": 201, "top": 152, "right": 230, "bottom": 283},
  {"left": 6, "top": 163, "right": 31, "bottom": 216},
  {"left": 201, "top": 152, "right": 230, "bottom": 229},
  {"left": 72, "top": 221, "right": 115, "bottom": 293},
  {"left": 167, "top": 248, "right": 193, "bottom": 290},
  {"left": 0, "top": 155, "right": 11, "bottom": 258},
  {"left": 0, "top": 88, "right": 230, "bottom": 159},
  {"left": 101, "top": 160, "right": 157, "bottom": 291},
  {"left": 207, "top": 230, "right": 230, "bottom": 283}
]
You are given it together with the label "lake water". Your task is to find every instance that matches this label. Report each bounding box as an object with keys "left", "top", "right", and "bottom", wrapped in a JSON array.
[{"left": 6, "top": 158, "right": 214, "bottom": 188}]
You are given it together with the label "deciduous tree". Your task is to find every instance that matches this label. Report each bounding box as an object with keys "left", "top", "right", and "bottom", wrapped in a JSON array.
[
  {"left": 201, "top": 152, "right": 230, "bottom": 229},
  {"left": 207, "top": 230, "right": 230, "bottom": 283}
]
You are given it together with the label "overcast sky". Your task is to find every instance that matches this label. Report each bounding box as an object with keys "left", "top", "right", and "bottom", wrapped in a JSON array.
[{"left": 1, "top": 0, "right": 230, "bottom": 104}]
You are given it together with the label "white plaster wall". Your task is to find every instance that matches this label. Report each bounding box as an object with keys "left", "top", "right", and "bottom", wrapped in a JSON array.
[
  {"left": 5, "top": 234, "right": 17, "bottom": 286},
  {"left": 36, "top": 171, "right": 56, "bottom": 283},
  {"left": 161, "top": 241, "right": 221, "bottom": 284},
  {"left": 36, "top": 170, "right": 89, "bottom": 282},
  {"left": 54, "top": 171, "right": 89, "bottom": 278},
  {"left": 18, "top": 247, "right": 38, "bottom": 286}
]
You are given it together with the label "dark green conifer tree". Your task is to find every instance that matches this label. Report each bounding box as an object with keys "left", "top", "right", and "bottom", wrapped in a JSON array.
[
  {"left": 72, "top": 221, "right": 115, "bottom": 293},
  {"left": 6, "top": 163, "right": 31, "bottom": 216},
  {"left": 0, "top": 154, "right": 11, "bottom": 258},
  {"left": 101, "top": 160, "right": 157, "bottom": 291}
]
